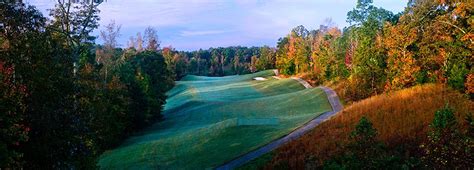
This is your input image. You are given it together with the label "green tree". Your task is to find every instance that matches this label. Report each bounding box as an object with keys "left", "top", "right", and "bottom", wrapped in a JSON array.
[
  {"left": 345, "top": 0, "right": 395, "bottom": 98},
  {"left": 257, "top": 46, "right": 275, "bottom": 70},
  {"left": 323, "top": 117, "right": 401, "bottom": 169},
  {"left": 348, "top": 117, "right": 383, "bottom": 164},
  {"left": 49, "top": 0, "right": 100, "bottom": 64},
  {"left": 122, "top": 51, "right": 173, "bottom": 128},
  {"left": 173, "top": 52, "right": 188, "bottom": 79},
  {"left": 421, "top": 105, "right": 473, "bottom": 168}
]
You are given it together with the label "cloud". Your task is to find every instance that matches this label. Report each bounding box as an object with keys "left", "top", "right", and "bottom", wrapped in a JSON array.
[{"left": 27, "top": 0, "right": 408, "bottom": 51}]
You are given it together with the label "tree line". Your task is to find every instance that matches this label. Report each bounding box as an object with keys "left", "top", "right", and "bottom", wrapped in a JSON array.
[
  {"left": 274, "top": 0, "right": 472, "bottom": 101},
  {"left": 0, "top": 2, "right": 173, "bottom": 168},
  {"left": 142, "top": 46, "right": 276, "bottom": 79}
]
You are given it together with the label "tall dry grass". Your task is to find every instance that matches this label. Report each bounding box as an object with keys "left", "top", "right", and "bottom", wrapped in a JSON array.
[{"left": 266, "top": 84, "right": 474, "bottom": 169}]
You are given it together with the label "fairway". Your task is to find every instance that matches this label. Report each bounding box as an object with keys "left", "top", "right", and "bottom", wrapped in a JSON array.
[{"left": 98, "top": 70, "right": 332, "bottom": 169}]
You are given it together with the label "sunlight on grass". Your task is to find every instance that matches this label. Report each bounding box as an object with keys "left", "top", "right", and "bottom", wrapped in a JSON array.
[{"left": 98, "top": 70, "right": 331, "bottom": 169}]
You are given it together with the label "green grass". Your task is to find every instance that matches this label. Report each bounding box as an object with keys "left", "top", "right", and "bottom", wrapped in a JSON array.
[{"left": 98, "top": 70, "right": 332, "bottom": 169}]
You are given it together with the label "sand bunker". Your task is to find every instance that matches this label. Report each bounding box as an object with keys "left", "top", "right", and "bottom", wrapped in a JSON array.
[{"left": 253, "top": 77, "right": 267, "bottom": 81}]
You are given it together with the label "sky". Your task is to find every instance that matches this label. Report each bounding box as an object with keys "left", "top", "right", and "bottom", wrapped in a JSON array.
[{"left": 26, "top": 0, "right": 408, "bottom": 51}]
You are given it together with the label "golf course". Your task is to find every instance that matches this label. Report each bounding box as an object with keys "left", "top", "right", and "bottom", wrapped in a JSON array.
[{"left": 98, "top": 70, "right": 332, "bottom": 169}]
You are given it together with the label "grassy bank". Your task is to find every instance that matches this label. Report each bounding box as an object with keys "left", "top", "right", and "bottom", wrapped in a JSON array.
[{"left": 265, "top": 84, "right": 473, "bottom": 168}]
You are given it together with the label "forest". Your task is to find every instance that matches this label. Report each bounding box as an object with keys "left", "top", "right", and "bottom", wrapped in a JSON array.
[
  {"left": 1, "top": 0, "right": 473, "bottom": 169},
  {"left": 272, "top": 0, "right": 472, "bottom": 102}
]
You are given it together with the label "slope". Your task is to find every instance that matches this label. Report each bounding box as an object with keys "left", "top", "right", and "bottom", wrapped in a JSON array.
[
  {"left": 98, "top": 70, "right": 332, "bottom": 169},
  {"left": 266, "top": 84, "right": 474, "bottom": 168}
]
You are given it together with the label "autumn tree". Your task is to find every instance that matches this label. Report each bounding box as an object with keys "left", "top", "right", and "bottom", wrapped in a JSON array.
[
  {"left": 144, "top": 26, "right": 160, "bottom": 51},
  {"left": 276, "top": 37, "right": 294, "bottom": 75},
  {"left": 162, "top": 46, "right": 179, "bottom": 78},
  {"left": 250, "top": 55, "right": 258, "bottom": 72},
  {"left": 383, "top": 21, "right": 419, "bottom": 90},
  {"left": 310, "top": 24, "right": 345, "bottom": 82},
  {"left": 98, "top": 21, "right": 121, "bottom": 85},
  {"left": 289, "top": 25, "right": 311, "bottom": 74},
  {"left": 136, "top": 32, "right": 144, "bottom": 52}
]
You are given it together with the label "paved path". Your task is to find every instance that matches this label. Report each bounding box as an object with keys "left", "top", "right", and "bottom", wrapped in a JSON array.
[
  {"left": 291, "top": 77, "right": 313, "bottom": 88},
  {"left": 216, "top": 76, "right": 343, "bottom": 170},
  {"left": 273, "top": 69, "right": 279, "bottom": 76},
  {"left": 272, "top": 70, "right": 281, "bottom": 80}
]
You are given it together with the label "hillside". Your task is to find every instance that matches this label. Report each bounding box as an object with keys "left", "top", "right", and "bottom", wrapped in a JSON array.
[
  {"left": 265, "top": 84, "right": 474, "bottom": 168},
  {"left": 98, "top": 70, "right": 332, "bottom": 169}
]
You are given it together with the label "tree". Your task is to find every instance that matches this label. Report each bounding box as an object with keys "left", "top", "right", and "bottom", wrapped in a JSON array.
[
  {"left": 98, "top": 21, "right": 121, "bottom": 85},
  {"left": 345, "top": 0, "right": 395, "bottom": 98},
  {"left": 1, "top": 2, "right": 176, "bottom": 169},
  {"left": 258, "top": 46, "right": 275, "bottom": 70},
  {"left": 162, "top": 46, "right": 178, "bottom": 78},
  {"left": 383, "top": 22, "right": 419, "bottom": 90},
  {"left": 48, "top": 0, "right": 100, "bottom": 65},
  {"left": 144, "top": 26, "right": 160, "bottom": 51},
  {"left": 136, "top": 32, "right": 144, "bottom": 52},
  {"left": 289, "top": 25, "right": 310, "bottom": 73},
  {"left": 122, "top": 51, "right": 173, "bottom": 128},
  {"left": 311, "top": 26, "right": 344, "bottom": 82},
  {"left": 0, "top": 61, "right": 29, "bottom": 167},
  {"left": 233, "top": 53, "right": 242, "bottom": 74},
  {"left": 127, "top": 36, "right": 136, "bottom": 49},
  {"left": 324, "top": 116, "right": 396, "bottom": 169},
  {"left": 347, "top": 0, "right": 374, "bottom": 25},
  {"left": 250, "top": 55, "right": 258, "bottom": 72},
  {"left": 382, "top": 0, "right": 472, "bottom": 93},
  {"left": 173, "top": 52, "right": 188, "bottom": 79},
  {"left": 421, "top": 105, "right": 473, "bottom": 168},
  {"left": 276, "top": 37, "right": 294, "bottom": 75},
  {"left": 76, "top": 60, "right": 129, "bottom": 154},
  {"left": 348, "top": 117, "right": 380, "bottom": 162},
  {"left": 1, "top": 2, "right": 96, "bottom": 168},
  {"left": 100, "top": 20, "right": 121, "bottom": 50}
]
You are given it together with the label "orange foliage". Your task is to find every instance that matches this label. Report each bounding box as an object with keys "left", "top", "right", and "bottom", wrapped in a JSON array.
[
  {"left": 266, "top": 84, "right": 474, "bottom": 169},
  {"left": 384, "top": 22, "right": 420, "bottom": 90},
  {"left": 466, "top": 73, "right": 474, "bottom": 94}
]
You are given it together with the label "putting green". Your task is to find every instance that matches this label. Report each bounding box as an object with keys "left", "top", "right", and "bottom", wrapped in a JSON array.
[{"left": 98, "top": 70, "right": 332, "bottom": 169}]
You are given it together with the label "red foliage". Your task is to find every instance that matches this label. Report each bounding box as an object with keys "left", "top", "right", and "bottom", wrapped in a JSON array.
[
  {"left": 0, "top": 61, "right": 29, "bottom": 166},
  {"left": 345, "top": 41, "right": 355, "bottom": 69}
]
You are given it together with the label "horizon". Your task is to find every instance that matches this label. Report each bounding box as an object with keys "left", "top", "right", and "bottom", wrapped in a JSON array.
[{"left": 27, "top": 0, "right": 407, "bottom": 51}]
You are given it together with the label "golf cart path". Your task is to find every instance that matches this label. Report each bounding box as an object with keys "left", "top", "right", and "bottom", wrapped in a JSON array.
[{"left": 216, "top": 71, "right": 343, "bottom": 170}]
